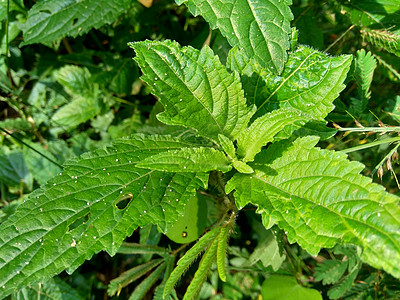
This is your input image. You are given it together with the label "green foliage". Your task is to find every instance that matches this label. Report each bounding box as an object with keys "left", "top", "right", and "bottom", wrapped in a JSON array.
[
  {"left": 20, "top": 0, "right": 132, "bottom": 46},
  {"left": 1, "top": 0, "right": 400, "bottom": 298}
]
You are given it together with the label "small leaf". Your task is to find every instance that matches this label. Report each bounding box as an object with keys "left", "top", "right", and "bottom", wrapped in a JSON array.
[
  {"left": 237, "top": 108, "right": 310, "bottom": 162},
  {"left": 0, "top": 150, "right": 33, "bottom": 190},
  {"left": 130, "top": 40, "right": 254, "bottom": 142},
  {"left": 108, "top": 258, "right": 164, "bottom": 296},
  {"left": 218, "top": 134, "right": 236, "bottom": 159},
  {"left": 163, "top": 227, "right": 220, "bottom": 298},
  {"left": 175, "top": 0, "right": 293, "bottom": 73},
  {"left": 117, "top": 243, "right": 168, "bottom": 256},
  {"left": 183, "top": 236, "right": 218, "bottom": 300},
  {"left": 227, "top": 46, "right": 352, "bottom": 120},
  {"left": 227, "top": 136, "right": 400, "bottom": 278},
  {"left": 217, "top": 226, "right": 229, "bottom": 282},
  {"left": 137, "top": 147, "right": 232, "bottom": 173},
  {"left": 232, "top": 160, "right": 254, "bottom": 174},
  {"left": 261, "top": 275, "right": 322, "bottom": 300},
  {"left": 314, "top": 260, "right": 349, "bottom": 285},
  {"left": 20, "top": 0, "right": 132, "bottom": 45}
]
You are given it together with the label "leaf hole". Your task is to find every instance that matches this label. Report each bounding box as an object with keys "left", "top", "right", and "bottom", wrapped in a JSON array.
[
  {"left": 68, "top": 213, "right": 90, "bottom": 232},
  {"left": 72, "top": 18, "right": 79, "bottom": 26},
  {"left": 39, "top": 10, "right": 51, "bottom": 14},
  {"left": 116, "top": 193, "right": 133, "bottom": 210}
]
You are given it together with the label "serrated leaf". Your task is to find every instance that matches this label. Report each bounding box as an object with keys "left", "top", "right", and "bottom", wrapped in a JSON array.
[
  {"left": 237, "top": 108, "right": 310, "bottom": 162},
  {"left": 137, "top": 147, "right": 231, "bottom": 173},
  {"left": 54, "top": 66, "right": 93, "bottom": 97},
  {"left": 218, "top": 134, "right": 236, "bottom": 159},
  {"left": 315, "top": 260, "right": 348, "bottom": 285},
  {"left": 226, "top": 136, "right": 400, "bottom": 279},
  {"left": 11, "top": 277, "right": 85, "bottom": 300},
  {"left": 20, "top": 0, "right": 132, "bottom": 46},
  {"left": 175, "top": 0, "right": 293, "bottom": 73},
  {"left": 130, "top": 40, "right": 254, "bottom": 142},
  {"left": 0, "top": 134, "right": 208, "bottom": 299},
  {"left": 227, "top": 46, "right": 352, "bottom": 120}
]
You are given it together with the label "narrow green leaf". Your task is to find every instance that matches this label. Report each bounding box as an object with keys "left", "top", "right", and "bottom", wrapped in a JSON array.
[
  {"left": 237, "top": 108, "right": 310, "bottom": 162},
  {"left": 175, "top": 0, "right": 293, "bottom": 73},
  {"left": 217, "top": 226, "right": 229, "bottom": 282},
  {"left": 227, "top": 136, "right": 400, "bottom": 278},
  {"left": 232, "top": 160, "right": 254, "bottom": 174},
  {"left": 20, "top": 0, "right": 132, "bottom": 45},
  {"left": 227, "top": 46, "right": 352, "bottom": 120},
  {"left": 218, "top": 134, "right": 236, "bottom": 159},
  {"left": 108, "top": 258, "right": 163, "bottom": 296},
  {"left": 163, "top": 227, "right": 220, "bottom": 298},
  {"left": 117, "top": 243, "right": 168, "bottom": 256},
  {"left": 128, "top": 261, "right": 167, "bottom": 300},
  {"left": 130, "top": 40, "right": 254, "bottom": 142},
  {"left": 137, "top": 147, "right": 232, "bottom": 173},
  {"left": 0, "top": 134, "right": 208, "bottom": 299},
  {"left": 183, "top": 237, "right": 218, "bottom": 300}
]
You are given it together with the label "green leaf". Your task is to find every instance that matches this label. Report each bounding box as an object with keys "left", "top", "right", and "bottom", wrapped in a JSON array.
[
  {"left": 0, "top": 150, "right": 32, "bottom": 190},
  {"left": 117, "top": 243, "right": 168, "bottom": 256},
  {"left": 315, "top": 260, "right": 349, "bottom": 285},
  {"left": 163, "top": 227, "right": 220, "bottom": 298},
  {"left": 175, "top": 0, "right": 293, "bottom": 74},
  {"left": 0, "top": 134, "right": 208, "bottom": 299},
  {"left": 0, "top": 118, "right": 32, "bottom": 132},
  {"left": 237, "top": 108, "right": 310, "bottom": 162},
  {"left": 261, "top": 275, "right": 322, "bottom": 300},
  {"left": 20, "top": 0, "right": 132, "bottom": 46},
  {"left": 217, "top": 226, "right": 229, "bottom": 282},
  {"left": 218, "top": 134, "right": 236, "bottom": 159},
  {"left": 226, "top": 136, "right": 400, "bottom": 279},
  {"left": 137, "top": 147, "right": 232, "bottom": 173},
  {"left": 232, "top": 160, "right": 254, "bottom": 174},
  {"left": 54, "top": 66, "right": 93, "bottom": 97},
  {"left": 130, "top": 40, "right": 254, "bottom": 142},
  {"left": 165, "top": 194, "right": 208, "bottom": 244},
  {"left": 11, "top": 277, "right": 85, "bottom": 300},
  {"left": 227, "top": 46, "right": 352, "bottom": 120},
  {"left": 351, "top": 49, "right": 377, "bottom": 115},
  {"left": 108, "top": 258, "right": 163, "bottom": 296}
]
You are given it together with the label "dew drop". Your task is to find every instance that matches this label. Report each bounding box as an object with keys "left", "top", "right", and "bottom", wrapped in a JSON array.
[
  {"left": 144, "top": 210, "right": 147, "bottom": 213},
  {"left": 378, "top": 212, "right": 381, "bottom": 217},
  {"left": 40, "top": 208, "right": 43, "bottom": 212},
  {"left": 93, "top": 236, "right": 97, "bottom": 239},
  {"left": 75, "top": 180, "right": 77, "bottom": 183},
  {"left": 25, "top": 262, "right": 29, "bottom": 265},
  {"left": 87, "top": 202, "right": 90, "bottom": 206},
  {"left": 162, "top": 209, "right": 165, "bottom": 212},
  {"left": 116, "top": 159, "right": 119, "bottom": 162},
  {"left": 286, "top": 210, "right": 289, "bottom": 214},
  {"left": 176, "top": 199, "right": 179, "bottom": 201},
  {"left": 59, "top": 173, "right": 62, "bottom": 176},
  {"left": 129, "top": 161, "right": 132, "bottom": 164},
  {"left": 103, "top": 168, "right": 106, "bottom": 171}
]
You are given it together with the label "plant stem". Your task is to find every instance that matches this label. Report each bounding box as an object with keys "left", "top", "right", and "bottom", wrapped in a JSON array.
[{"left": 340, "top": 137, "right": 400, "bottom": 154}]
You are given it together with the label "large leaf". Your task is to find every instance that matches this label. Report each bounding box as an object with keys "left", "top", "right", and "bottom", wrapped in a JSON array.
[
  {"left": 20, "top": 0, "right": 132, "bottom": 46},
  {"left": 226, "top": 136, "right": 400, "bottom": 278},
  {"left": 137, "top": 147, "right": 232, "bottom": 173},
  {"left": 175, "top": 0, "right": 293, "bottom": 73},
  {"left": 236, "top": 108, "right": 310, "bottom": 162},
  {"left": 130, "top": 40, "right": 254, "bottom": 143},
  {"left": 0, "top": 134, "right": 208, "bottom": 298},
  {"left": 227, "top": 46, "right": 352, "bottom": 119}
]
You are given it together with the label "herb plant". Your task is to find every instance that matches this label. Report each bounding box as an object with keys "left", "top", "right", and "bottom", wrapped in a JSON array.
[{"left": 1, "top": 0, "right": 400, "bottom": 299}]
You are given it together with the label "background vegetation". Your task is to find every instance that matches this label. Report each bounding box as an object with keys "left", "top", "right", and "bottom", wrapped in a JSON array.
[{"left": 1, "top": 0, "right": 400, "bottom": 299}]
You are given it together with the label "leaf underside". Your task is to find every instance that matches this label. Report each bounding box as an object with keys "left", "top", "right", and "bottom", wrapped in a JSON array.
[
  {"left": 20, "top": 0, "right": 132, "bottom": 45},
  {"left": 131, "top": 40, "right": 254, "bottom": 143},
  {"left": 0, "top": 134, "right": 208, "bottom": 298},
  {"left": 226, "top": 136, "right": 400, "bottom": 278},
  {"left": 227, "top": 46, "right": 352, "bottom": 120},
  {"left": 175, "top": 0, "right": 293, "bottom": 74}
]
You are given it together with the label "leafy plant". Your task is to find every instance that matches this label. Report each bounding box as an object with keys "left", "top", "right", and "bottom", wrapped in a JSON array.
[{"left": 1, "top": 0, "right": 400, "bottom": 299}]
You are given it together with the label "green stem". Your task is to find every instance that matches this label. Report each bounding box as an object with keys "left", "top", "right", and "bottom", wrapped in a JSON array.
[
  {"left": 340, "top": 137, "right": 400, "bottom": 154},
  {"left": 337, "top": 127, "right": 400, "bottom": 133}
]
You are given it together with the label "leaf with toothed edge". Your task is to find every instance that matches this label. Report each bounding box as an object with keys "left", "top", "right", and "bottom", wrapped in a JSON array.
[
  {"left": 130, "top": 40, "right": 255, "bottom": 143},
  {"left": 226, "top": 136, "right": 400, "bottom": 279},
  {"left": 174, "top": 0, "right": 293, "bottom": 74},
  {"left": 0, "top": 134, "right": 208, "bottom": 299}
]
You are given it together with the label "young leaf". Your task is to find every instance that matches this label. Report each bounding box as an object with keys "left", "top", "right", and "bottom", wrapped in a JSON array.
[
  {"left": 163, "top": 227, "right": 220, "bottom": 298},
  {"left": 130, "top": 40, "right": 255, "bottom": 142},
  {"left": 20, "top": 0, "right": 132, "bottom": 45},
  {"left": 183, "top": 237, "right": 219, "bottom": 300},
  {"left": 174, "top": 0, "right": 293, "bottom": 74},
  {"left": 108, "top": 258, "right": 164, "bottom": 296},
  {"left": 226, "top": 136, "right": 400, "bottom": 279},
  {"left": 351, "top": 49, "right": 377, "bottom": 115},
  {"left": 227, "top": 46, "right": 352, "bottom": 120},
  {"left": 136, "top": 147, "right": 232, "bottom": 173},
  {"left": 0, "top": 134, "right": 208, "bottom": 299},
  {"left": 217, "top": 226, "right": 229, "bottom": 282},
  {"left": 236, "top": 108, "right": 310, "bottom": 162},
  {"left": 232, "top": 160, "right": 254, "bottom": 174},
  {"left": 218, "top": 134, "right": 236, "bottom": 159}
]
